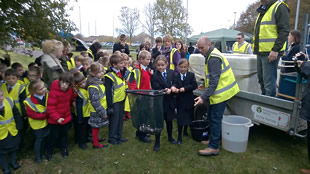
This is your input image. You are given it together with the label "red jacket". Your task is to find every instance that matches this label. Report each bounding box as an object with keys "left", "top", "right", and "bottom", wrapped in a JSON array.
[
  {"left": 47, "top": 80, "right": 76, "bottom": 125},
  {"left": 128, "top": 64, "right": 152, "bottom": 90},
  {"left": 26, "top": 94, "right": 48, "bottom": 120}
]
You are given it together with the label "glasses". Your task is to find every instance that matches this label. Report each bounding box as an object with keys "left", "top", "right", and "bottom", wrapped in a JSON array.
[{"left": 236, "top": 38, "right": 242, "bottom": 40}]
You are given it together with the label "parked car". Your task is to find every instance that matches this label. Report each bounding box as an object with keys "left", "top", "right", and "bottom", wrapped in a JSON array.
[{"left": 131, "top": 41, "right": 141, "bottom": 47}]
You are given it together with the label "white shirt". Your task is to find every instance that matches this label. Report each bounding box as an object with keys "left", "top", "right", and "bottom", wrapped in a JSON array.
[
  {"left": 140, "top": 64, "right": 147, "bottom": 71},
  {"left": 180, "top": 73, "right": 187, "bottom": 81},
  {"left": 112, "top": 67, "right": 120, "bottom": 73},
  {"left": 161, "top": 70, "right": 167, "bottom": 78},
  {"left": 34, "top": 94, "right": 45, "bottom": 100}
]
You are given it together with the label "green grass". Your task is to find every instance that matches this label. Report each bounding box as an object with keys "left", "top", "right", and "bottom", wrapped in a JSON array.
[
  {"left": 2, "top": 51, "right": 309, "bottom": 173},
  {"left": 15, "top": 120, "right": 308, "bottom": 174},
  {"left": 0, "top": 50, "right": 36, "bottom": 68}
]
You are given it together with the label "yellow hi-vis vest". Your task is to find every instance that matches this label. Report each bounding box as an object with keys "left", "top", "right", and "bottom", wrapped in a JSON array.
[
  {"left": 87, "top": 49, "right": 94, "bottom": 61},
  {"left": 132, "top": 68, "right": 141, "bottom": 89},
  {"left": 0, "top": 97, "right": 18, "bottom": 140},
  {"left": 232, "top": 42, "right": 251, "bottom": 54},
  {"left": 1, "top": 83, "right": 25, "bottom": 115},
  {"left": 205, "top": 48, "right": 240, "bottom": 105},
  {"left": 18, "top": 77, "right": 30, "bottom": 86},
  {"left": 23, "top": 94, "right": 48, "bottom": 130},
  {"left": 77, "top": 88, "right": 91, "bottom": 117},
  {"left": 169, "top": 48, "right": 178, "bottom": 70},
  {"left": 253, "top": 0, "right": 288, "bottom": 52},
  {"left": 104, "top": 72, "right": 126, "bottom": 103},
  {"left": 67, "top": 57, "right": 76, "bottom": 70},
  {"left": 88, "top": 84, "right": 107, "bottom": 112}
]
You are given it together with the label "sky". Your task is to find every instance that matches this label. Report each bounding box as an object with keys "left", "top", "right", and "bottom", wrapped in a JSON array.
[{"left": 68, "top": 0, "right": 259, "bottom": 38}]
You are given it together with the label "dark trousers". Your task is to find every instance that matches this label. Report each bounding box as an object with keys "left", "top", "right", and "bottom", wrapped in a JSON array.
[
  {"left": 47, "top": 122, "right": 71, "bottom": 154},
  {"left": 72, "top": 114, "right": 79, "bottom": 143},
  {"left": 208, "top": 101, "right": 227, "bottom": 149},
  {"left": 0, "top": 152, "right": 16, "bottom": 171},
  {"left": 307, "top": 122, "right": 310, "bottom": 161},
  {"left": 78, "top": 117, "right": 90, "bottom": 145},
  {"left": 109, "top": 101, "right": 125, "bottom": 141},
  {"left": 33, "top": 126, "right": 49, "bottom": 160}
]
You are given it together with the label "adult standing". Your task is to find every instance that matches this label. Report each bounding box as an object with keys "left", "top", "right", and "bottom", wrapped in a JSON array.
[
  {"left": 41, "top": 40, "right": 65, "bottom": 89},
  {"left": 113, "top": 34, "right": 130, "bottom": 55},
  {"left": 161, "top": 34, "right": 181, "bottom": 75},
  {"left": 232, "top": 33, "right": 252, "bottom": 54},
  {"left": 253, "top": 0, "right": 290, "bottom": 97},
  {"left": 87, "top": 42, "right": 102, "bottom": 62},
  {"left": 194, "top": 36, "right": 239, "bottom": 156}
]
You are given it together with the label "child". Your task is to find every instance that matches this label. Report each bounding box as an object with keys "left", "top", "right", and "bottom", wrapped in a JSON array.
[
  {"left": 46, "top": 72, "right": 76, "bottom": 161},
  {"left": 25, "top": 66, "right": 41, "bottom": 96},
  {"left": 128, "top": 50, "right": 152, "bottom": 143},
  {"left": 23, "top": 79, "right": 49, "bottom": 163},
  {"left": 104, "top": 54, "right": 127, "bottom": 145},
  {"left": 87, "top": 63, "right": 109, "bottom": 148},
  {"left": 0, "top": 69, "right": 26, "bottom": 131},
  {"left": 150, "top": 55, "right": 178, "bottom": 150},
  {"left": 132, "top": 60, "right": 138, "bottom": 68},
  {"left": 81, "top": 57, "right": 93, "bottom": 77},
  {"left": 73, "top": 72, "right": 91, "bottom": 149},
  {"left": 11, "top": 62, "right": 28, "bottom": 85},
  {"left": 121, "top": 53, "right": 131, "bottom": 121},
  {"left": 0, "top": 89, "right": 22, "bottom": 174},
  {"left": 71, "top": 55, "right": 85, "bottom": 71},
  {"left": 80, "top": 51, "right": 88, "bottom": 57},
  {"left": 174, "top": 59, "right": 197, "bottom": 144}
]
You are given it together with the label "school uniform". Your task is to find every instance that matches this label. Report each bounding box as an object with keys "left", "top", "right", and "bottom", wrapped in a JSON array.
[
  {"left": 24, "top": 93, "right": 49, "bottom": 162},
  {"left": 0, "top": 97, "right": 21, "bottom": 173},
  {"left": 174, "top": 72, "right": 197, "bottom": 142},
  {"left": 151, "top": 69, "right": 177, "bottom": 145},
  {"left": 104, "top": 67, "right": 127, "bottom": 144}
]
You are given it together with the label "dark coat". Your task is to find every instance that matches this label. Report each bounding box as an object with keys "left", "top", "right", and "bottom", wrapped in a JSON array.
[
  {"left": 151, "top": 69, "right": 176, "bottom": 121},
  {"left": 113, "top": 42, "right": 130, "bottom": 55},
  {"left": 281, "top": 43, "right": 301, "bottom": 73},
  {"left": 174, "top": 72, "right": 197, "bottom": 125},
  {"left": 300, "top": 61, "right": 310, "bottom": 121}
]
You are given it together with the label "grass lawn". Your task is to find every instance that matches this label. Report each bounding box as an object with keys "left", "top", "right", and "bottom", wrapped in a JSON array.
[
  {"left": 0, "top": 50, "right": 36, "bottom": 68},
  {"left": 1, "top": 50, "right": 308, "bottom": 173}
]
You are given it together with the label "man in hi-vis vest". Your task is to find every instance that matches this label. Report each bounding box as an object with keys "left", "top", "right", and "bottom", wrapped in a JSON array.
[
  {"left": 253, "top": 0, "right": 289, "bottom": 97},
  {"left": 194, "top": 36, "right": 240, "bottom": 156},
  {"left": 232, "top": 33, "right": 252, "bottom": 54}
]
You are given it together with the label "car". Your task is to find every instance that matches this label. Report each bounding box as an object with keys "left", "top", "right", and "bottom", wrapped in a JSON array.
[{"left": 131, "top": 41, "right": 141, "bottom": 47}]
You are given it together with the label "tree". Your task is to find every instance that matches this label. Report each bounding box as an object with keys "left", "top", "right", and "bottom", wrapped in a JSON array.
[
  {"left": 0, "top": 0, "right": 76, "bottom": 46},
  {"left": 234, "top": 1, "right": 260, "bottom": 34},
  {"left": 117, "top": 6, "right": 140, "bottom": 42},
  {"left": 153, "top": 0, "right": 192, "bottom": 40},
  {"left": 143, "top": 2, "right": 156, "bottom": 44},
  {"left": 286, "top": 0, "right": 310, "bottom": 31}
]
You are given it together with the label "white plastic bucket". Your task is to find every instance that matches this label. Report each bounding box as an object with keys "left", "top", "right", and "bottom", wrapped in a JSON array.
[{"left": 222, "top": 115, "right": 254, "bottom": 153}]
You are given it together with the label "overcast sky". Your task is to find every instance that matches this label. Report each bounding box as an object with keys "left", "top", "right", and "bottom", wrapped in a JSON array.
[{"left": 68, "top": 0, "right": 259, "bottom": 37}]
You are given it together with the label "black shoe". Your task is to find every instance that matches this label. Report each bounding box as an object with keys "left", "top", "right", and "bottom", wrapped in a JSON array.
[
  {"left": 47, "top": 153, "right": 53, "bottom": 161},
  {"left": 153, "top": 145, "right": 160, "bottom": 152},
  {"left": 140, "top": 137, "right": 152, "bottom": 143},
  {"left": 9, "top": 162, "right": 21, "bottom": 170},
  {"left": 35, "top": 157, "right": 42, "bottom": 163},
  {"left": 183, "top": 132, "right": 188, "bottom": 137},
  {"left": 177, "top": 140, "right": 182, "bottom": 144},
  {"left": 2, "top": 168, "right": 11, "bottom": 174},
  {"left": 79, "top": 143, "right": 88, "bottom": 149},
  {"left": 169, "top": 138, "right": 177, "bottom": 144},
  {"left": 93, "top": 144, "right": 109, "bottom": 149},
  {"left": 119, "top": 137, "right": 128, "bottom": 143},
  {"left": 108, "top": 140, "right": 121, "bottom": 145},
  {"left": 61, "top": 148, "right": 69, "bottom": 158}
]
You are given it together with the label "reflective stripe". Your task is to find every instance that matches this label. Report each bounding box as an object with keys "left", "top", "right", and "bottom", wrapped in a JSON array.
[
  {"left": 260, "top": 1, "right": 281, "bottom": 26},
  {"left": 134, "top": 68, "right": 140, "bottom": 88},
  {"left": 259, "top": 38, "right": 277, "bottom": 42},
  {"left": 25, "top": 98, "right": 45, "bottom": 113},
  {"left": 244, "top": 44, "right": 250, "bottom": 53},
  {"left": 205, "top": 64, "right": 231, "bottom": 80},
  {"left": 77, "top": 90, "right": 88, "bottom": 106},
  {"left": 87, "top": 49, "right": 94, "bottom": 60},
  {"left": 6, "top": 98, "right": 13, "bottom": 108},
  {"left": 213, "top": 80, "right": 238, "bottom": 95},
  {"left": 106, "top": 73, "right": 124, "bottom": 89},
  {"left": 0, "top": 117, "right": 14, "bottom": 125}
]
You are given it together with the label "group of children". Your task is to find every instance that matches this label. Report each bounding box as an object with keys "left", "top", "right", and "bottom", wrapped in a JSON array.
[{"left": 0, "top": 45, "right": 198, "bottom": 173}]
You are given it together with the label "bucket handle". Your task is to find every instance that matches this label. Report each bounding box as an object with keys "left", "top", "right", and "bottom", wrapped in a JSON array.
[{"left": 245, "top": 123, "right": 254, "bottom": 128}]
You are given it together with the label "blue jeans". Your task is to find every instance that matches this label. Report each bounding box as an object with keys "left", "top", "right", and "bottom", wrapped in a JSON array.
[
  {"left": 208, "top": 101, "right": 227, "bottom": 149},
  {"left": 257, "top": 54, "right": 280, "bottom": 97}
]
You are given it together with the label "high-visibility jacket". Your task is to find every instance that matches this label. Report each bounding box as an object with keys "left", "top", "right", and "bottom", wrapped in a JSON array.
[
  {"left": 232, "top": 42, "right": 251, "bottom": 54},
  {"left": 67, "top": 57, "right": 76, "bottom": 70},
  {"left": 253, "top": 0, "right": 288, "bottom": 52},
  {"left": 205, "top": 48, "right": 240, "bottom": 104},
  {"left": 0, "top": 97, "right": 18, "bottom": 140},
  {"left": 105, "top": 72, "right": 126, "bottom": 103},
  {"left": 77, "top": 88, "right": 91, "bottom": 117},
  {"left": 169, "top": 48, "right": 178, "bottom": 70},
  {"left": 87, "top": 49, "right": 94, "bottom": 60},
  {"left": 1, "top": 83, "right": 25, "bottom": 115},
  {"left": 88, "top": 84, "right": 107, "bottom": 112},
  {"left": 18, "top": 77, "right": 30, "bottom": 86},
  {"left": 23, "top": 95, "right": 48, "bottom": 130},
  {"left": 132, "top": 68, "right": 141, "bottom": 89}
]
